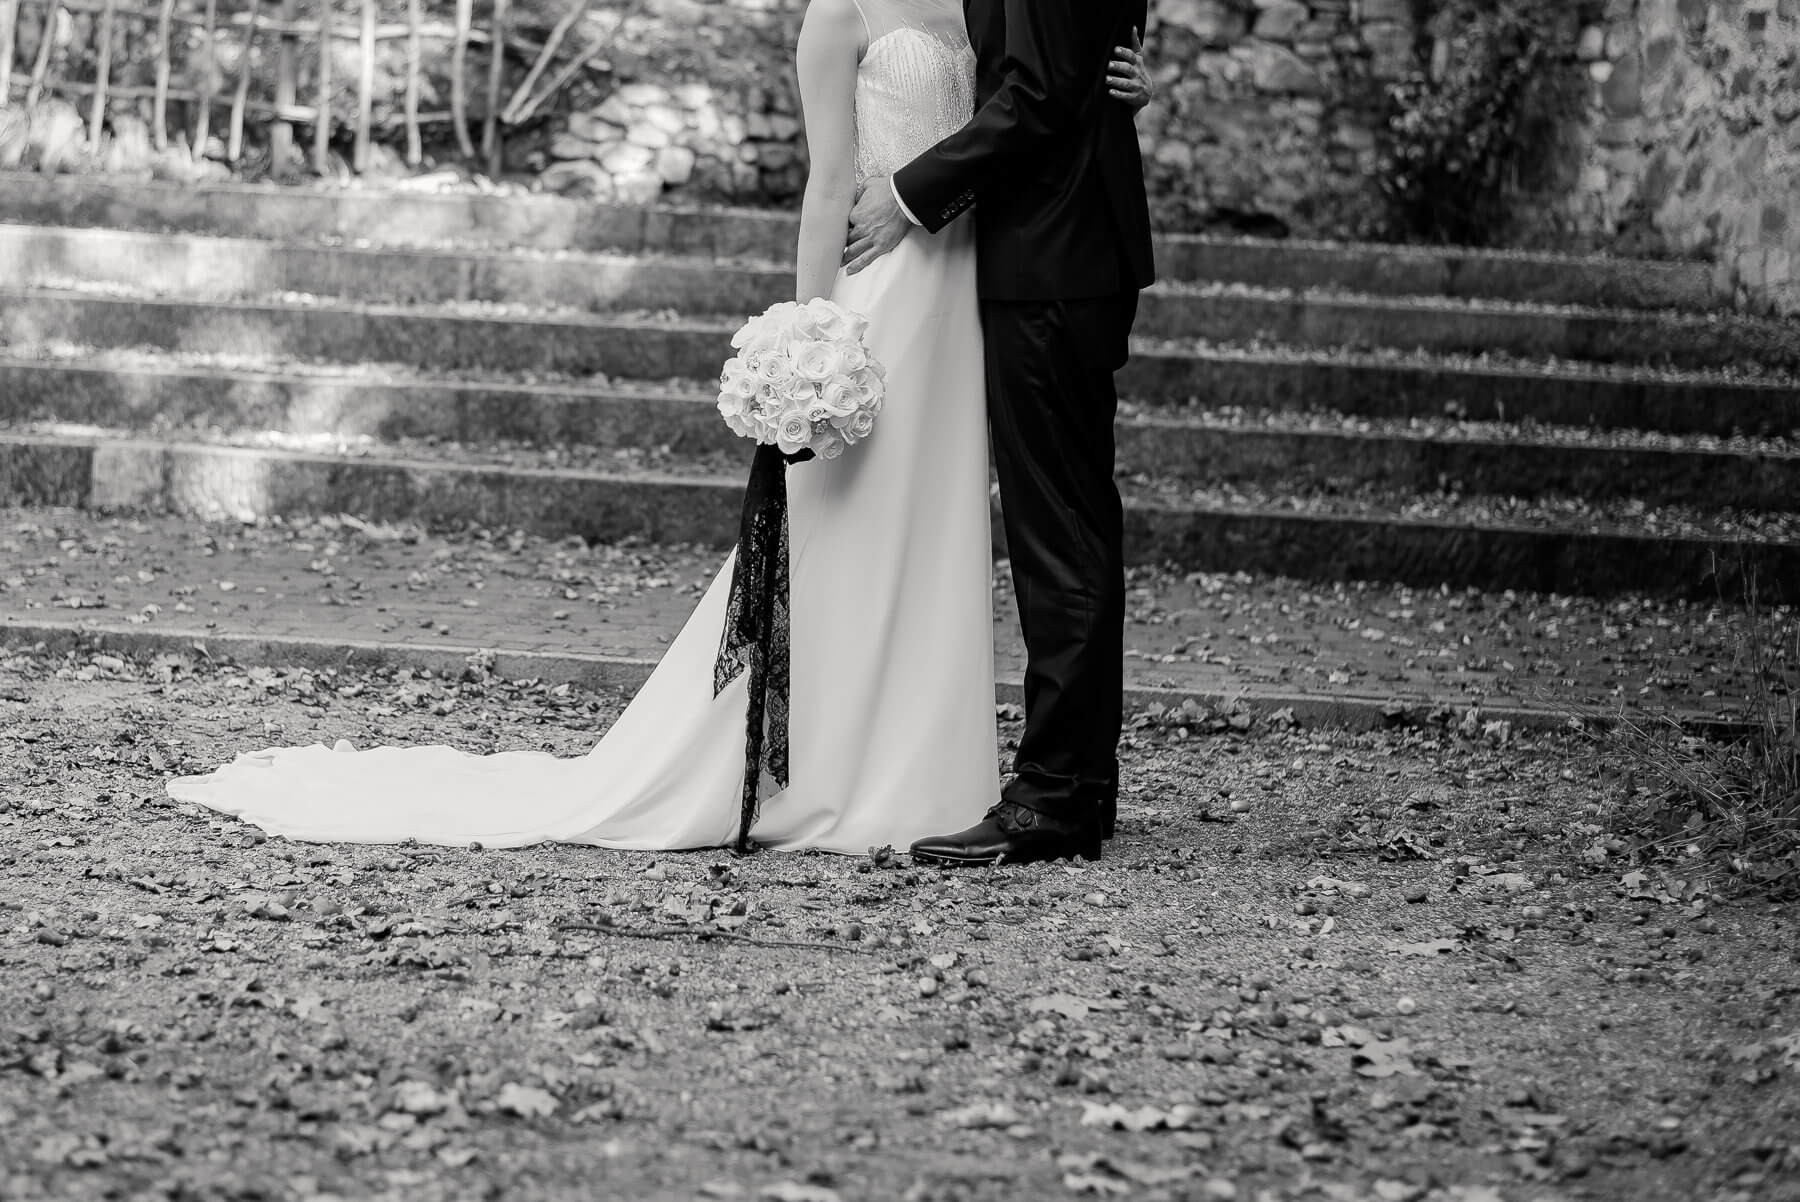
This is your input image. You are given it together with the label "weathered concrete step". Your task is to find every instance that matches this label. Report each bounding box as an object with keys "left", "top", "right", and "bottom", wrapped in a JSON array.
[
  {"left": 0, "top": 615, "right": 1739, "bottom": 737},
  {"left": 5, "top": 291, "right": 1796, "bottom": 431},
  {"left": 0, "top": 508, "right": 1759, "bottom": 734},
  {"left": 3, "top": 224, "right": 1770, "bottom": 370},
  {"left": 3, "top": 357, "right": 1795, "bottom": 509},
  {"left": 0, "top": 172, "right": 1721, "bottom": 311},
  {"left": 1134, "top": 288, "right": 1800, "bottom": 373},
  {"left": 1141, "top": 351, "right": 1800, "bottom": 437},
  {"left": 2, "top": 433, "right": 1793, "bottom": 599},
  {"left": 0, "top": 223, "right": 792, "bottom": 318},
  {"left": 1122, "top": 415, "right": 1800, "bottom": 511}
]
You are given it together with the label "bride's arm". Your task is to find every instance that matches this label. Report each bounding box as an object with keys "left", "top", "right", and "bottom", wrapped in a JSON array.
[{"left": 792, "top": 0, "right": 866, "bottom": 303}]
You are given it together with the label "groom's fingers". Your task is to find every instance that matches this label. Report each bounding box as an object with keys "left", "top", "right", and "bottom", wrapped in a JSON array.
[{"left": 844, "top": 226, "right": 903, "bottom": 275}]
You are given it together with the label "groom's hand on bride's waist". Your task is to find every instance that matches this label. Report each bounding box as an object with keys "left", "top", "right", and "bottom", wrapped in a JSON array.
[{"left": 843, "top": 175, "right": 920, "bottom": 275}]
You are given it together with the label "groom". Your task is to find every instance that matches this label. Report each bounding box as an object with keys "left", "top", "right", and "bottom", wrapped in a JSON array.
[{"left": 844, "top": 0, "right": 1155, "bottom": 865}]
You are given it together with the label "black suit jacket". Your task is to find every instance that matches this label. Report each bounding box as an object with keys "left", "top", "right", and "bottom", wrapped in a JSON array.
[{"left": 891, "top": 0, "right": 1156, "bottom": 301}]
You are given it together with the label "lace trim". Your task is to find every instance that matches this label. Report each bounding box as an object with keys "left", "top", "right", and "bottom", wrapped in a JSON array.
[{"left": 713, "top": 443, "right": 797, "bottom": 853}]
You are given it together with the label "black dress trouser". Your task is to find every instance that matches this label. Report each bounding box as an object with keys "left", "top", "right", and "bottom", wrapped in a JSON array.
[{"left": 980, "top": 289, "right": 1139, "bottom": 820}]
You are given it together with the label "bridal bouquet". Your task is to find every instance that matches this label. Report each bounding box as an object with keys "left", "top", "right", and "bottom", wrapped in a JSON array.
[{"left": 716, "top": 298, "right": 886, "bottom": 461}]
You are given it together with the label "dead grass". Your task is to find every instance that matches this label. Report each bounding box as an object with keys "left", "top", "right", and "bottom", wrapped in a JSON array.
[{"left": 1592, "top": 583, "right": 1799, "bottom": 896}]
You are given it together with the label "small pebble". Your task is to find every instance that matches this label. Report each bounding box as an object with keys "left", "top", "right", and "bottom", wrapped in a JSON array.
[
  {"left": 917, "top": 976, "right": 939, "bottom": 998},
  {"left": 1396, "top": 997, "right": 1418, "bottom": 1015},
  {"left": 1228, "top": 799, "right": 1251, "bottom": 813},
  {"left": 1403, "top": 886, "right": 1429, "bottom": 904}
]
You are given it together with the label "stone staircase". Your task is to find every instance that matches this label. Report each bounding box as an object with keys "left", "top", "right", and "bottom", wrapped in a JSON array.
[{"left": 0, "top": 172, "right": 1795, "bottom": 728}]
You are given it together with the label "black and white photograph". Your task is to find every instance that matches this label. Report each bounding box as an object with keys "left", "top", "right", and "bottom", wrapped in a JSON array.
[{"left": 0, "top": 0, "right": 1796, "bottom": 1197}]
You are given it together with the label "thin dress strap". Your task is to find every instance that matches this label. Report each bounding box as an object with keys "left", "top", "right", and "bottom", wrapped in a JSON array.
[{"left": 848, "top": 0, "right": 873, "bottom": 41}]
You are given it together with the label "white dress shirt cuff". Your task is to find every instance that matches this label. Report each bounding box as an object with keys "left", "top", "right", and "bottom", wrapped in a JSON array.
[{"left": 890, "top": 177, "right": 922, "bottom": 227}]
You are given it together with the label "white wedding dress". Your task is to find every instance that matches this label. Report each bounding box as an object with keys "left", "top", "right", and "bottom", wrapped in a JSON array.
[{"left": 168, "top": 0, "right": 999, "bottom": 854}]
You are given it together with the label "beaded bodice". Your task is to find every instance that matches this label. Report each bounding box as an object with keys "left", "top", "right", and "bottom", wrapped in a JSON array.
[{"left": 852, "top": 0, "right": 976, "bottom": 183}]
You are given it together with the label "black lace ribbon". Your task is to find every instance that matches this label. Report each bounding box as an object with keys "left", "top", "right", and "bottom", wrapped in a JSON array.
[{"left": 713, "top": 442, "right": 809, "bottom": 853}]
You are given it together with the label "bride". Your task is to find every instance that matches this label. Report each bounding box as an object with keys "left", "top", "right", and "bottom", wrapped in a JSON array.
[{"left": 168, "top": 0, "right": 1152, "bottom": 855}]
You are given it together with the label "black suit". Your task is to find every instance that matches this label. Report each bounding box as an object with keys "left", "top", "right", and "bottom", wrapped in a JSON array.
[{"left": 894, "top": 0, "right": 1154, "bottom": 821}]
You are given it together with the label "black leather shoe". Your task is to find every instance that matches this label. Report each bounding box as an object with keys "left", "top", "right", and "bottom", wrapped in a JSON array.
[
  {"left": 1100, "top": 795, "right": 1117, "bottom": 840},
  {"left": 910, "top": 802, "right": 1101, "bottom": 867}
]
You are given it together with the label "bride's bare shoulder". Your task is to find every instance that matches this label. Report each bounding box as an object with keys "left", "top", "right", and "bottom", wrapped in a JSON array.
[{"left": 801, "top": 0, "right": 867, "bottom": 38}]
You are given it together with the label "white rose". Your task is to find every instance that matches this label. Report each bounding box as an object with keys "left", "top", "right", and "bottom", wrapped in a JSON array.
[
  {"left": 844, "top": 308, "right": 872, "bottom": 342},
  {"left": 816, "top": 432, "right": 847, "bottom": 461},
  {"left": 789, "top": 304, "right": 823, "bottom": 341},
  {"left": 776, "top": 411, "right": 813, "bottom": 456},
  {"left": 754, "top": 383, "right": 786, "bottom": 419},
  {"left": 846, "top": 408, "right": 877, "bottom": 441},
  {"left": 723, "top": 412, "right": 758, "bottom": 439},
  {"left": 721, "top": 359, "right": 758, "bottom": 398},
  {"left": 819, "top": 377, "right": 860, "bottom": 418},
  {"left": 837, "top": 342, "right": 868, "bottom": 374},
  {"left": 854, "top": 368, "right": 885, "bottom": 414},
  {"left": 792, "top": 341, "right": 844, "bottom": 383},
  {"left": 805, "top": 298, "right": 852, "bottom": 341},
  {"left": 782, "top": 379, "right": 819, "bottom": 415},
  {"left": 763, "top": 302, "right": 811, "bottom": 348},
  {"left": 752, "top": 351, "right": 790, "bottom": 386}
]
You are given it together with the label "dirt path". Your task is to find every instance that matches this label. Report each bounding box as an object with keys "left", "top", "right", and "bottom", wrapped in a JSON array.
[{"left": 1, "top": 645, "right": 1795, "bottom": 1202}]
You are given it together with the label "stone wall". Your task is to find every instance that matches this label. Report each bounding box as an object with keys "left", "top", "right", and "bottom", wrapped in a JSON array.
[
  {"left": 539, "top": 0, "right": 1422, "bottom": 238},
  {"left": 531, "top": 0, "right": 808, "bottom": 206},
  {"left": 1130, "top": 0, "right": 1416, "bottom": 237},
  {"left": 1536, "top": 0, "right": 1800, "bottom": 314}
]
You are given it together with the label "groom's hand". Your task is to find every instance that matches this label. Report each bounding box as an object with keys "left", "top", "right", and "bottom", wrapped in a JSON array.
[{"left": 843, "top": 176, "right": 911, "bottom": 275}]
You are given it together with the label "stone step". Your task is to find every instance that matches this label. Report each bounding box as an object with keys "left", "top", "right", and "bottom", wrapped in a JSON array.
[
  {"left": 0, "top": 171, "right": 1721, "bottom": 311},
  {"left": 5, "top": 290, "right": 1795, "bottom": 431},
  {"left": 3, "top": 357, "right": 1795, "bottom": 509},
  {"left": 1, "top": 225, "right": 1774, "bottom": 369},
  {"left": 0, "top": 508, "right": 1759, "bottom": 735},
  {"left": 2, "top": 433, "right": 1793, "bottom": 599},
  {"left": 1138, "top": 286, "right": 1800, "bottom": 373}
]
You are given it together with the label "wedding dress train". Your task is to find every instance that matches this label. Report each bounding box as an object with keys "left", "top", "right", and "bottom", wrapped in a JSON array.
[{"left": 168, "top": 0, "right": 1000, "bottom": 854}]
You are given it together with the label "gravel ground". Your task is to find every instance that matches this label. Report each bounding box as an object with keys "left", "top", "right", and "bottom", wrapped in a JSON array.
[{"left": 1, "top": 643, "right": 1796, "bottom": 1202}]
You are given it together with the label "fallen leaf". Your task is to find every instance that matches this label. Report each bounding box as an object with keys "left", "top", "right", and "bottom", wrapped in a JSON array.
[
  {"left": 759, "top": 1184, "right": 841, "bottom": 1202},
  {"left": 1079, "top": 1102, "right": 1202, "bottom": 1132},
  {"left": 1393, "top": 939, "right": 1461, "bottom": 957},
  {"left": 494, "top": 1083, "right": 558, "bottom": 1118},
  {"left": 1352, "top": 1038, "right": 1420, "bottom": 1079},
  {"left": 939, "top": 1101, "right": 1022, "bottom": 1129},
  {"left": 1026, "top": 993, "right": 1124, "bottom": 1020}
]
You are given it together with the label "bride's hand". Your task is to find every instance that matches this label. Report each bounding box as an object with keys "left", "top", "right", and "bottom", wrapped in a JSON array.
[{"left": 1107, "top": 27, "right": 1152, "bottom": 111}]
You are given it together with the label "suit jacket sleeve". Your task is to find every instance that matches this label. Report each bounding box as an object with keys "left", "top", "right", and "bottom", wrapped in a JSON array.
[{"left": 892, "top": 0, "right": 1100, "bottom": 234}]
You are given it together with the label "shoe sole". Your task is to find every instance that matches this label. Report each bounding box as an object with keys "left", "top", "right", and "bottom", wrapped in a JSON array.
[{"left": 911, "top": 842, "right": 1102, "bottom": 867}]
